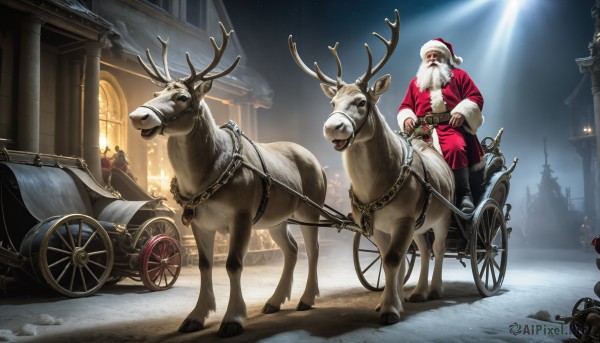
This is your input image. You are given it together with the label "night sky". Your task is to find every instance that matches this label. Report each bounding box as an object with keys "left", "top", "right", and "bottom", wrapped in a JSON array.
[{"left": 222, "top": 0, "right": 594, "bottom": 226}]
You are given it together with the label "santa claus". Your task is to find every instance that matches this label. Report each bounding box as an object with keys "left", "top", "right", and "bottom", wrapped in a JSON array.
[{"left": 397, "top": 38, "right": 485, "bottom": 213}]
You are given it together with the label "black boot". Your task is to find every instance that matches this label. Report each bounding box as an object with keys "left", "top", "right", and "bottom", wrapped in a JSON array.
[{"left": 453, "top": 168, "right": 474, "bottom": 213}]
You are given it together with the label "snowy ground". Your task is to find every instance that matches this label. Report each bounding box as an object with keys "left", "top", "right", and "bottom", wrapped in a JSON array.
[{"left": 0, "top": 233, "right": 595, "bottom": 343}]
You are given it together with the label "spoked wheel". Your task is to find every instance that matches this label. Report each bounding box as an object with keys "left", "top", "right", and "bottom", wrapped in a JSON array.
[
  {"left": 139, "top": 234, "right": 181, "bottom": 291},
  {"left": 571, "top": 297, "right": 592, "bottom": 339},
  {"left": 20, "top": 214, "right": 113, "bottom": 297},
  {"left": 484, "top": 172, "right": 510, "bottom": 208},
  {"left": 352, "top": 232, "right": 416, "bottom": 291},
  {"left": 470, "top": 198, "right": 508, "bottom": 297},
  {"left": 132, "top": 217, "right": 180, "bottom": 249}
]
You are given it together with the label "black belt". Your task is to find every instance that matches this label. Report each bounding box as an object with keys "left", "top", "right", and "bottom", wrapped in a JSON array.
[{"left": 417, "top": 112, "right": 451, "bottom": 125}]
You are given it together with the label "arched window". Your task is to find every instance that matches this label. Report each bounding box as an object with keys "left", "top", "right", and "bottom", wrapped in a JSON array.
[{"left": 98, "top": 78, "right": 125, "bottom": 156}]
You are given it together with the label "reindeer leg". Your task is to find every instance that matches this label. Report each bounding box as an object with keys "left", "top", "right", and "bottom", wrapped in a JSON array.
[
  {"left": 179, "top": 227, "right": 215, "bottom": 333},
  {"left": 371, "top": 230, "right": 390, "bottom": 312},
  {"left": 406, "top": 233, "right": 430, "bottom": 302},
  {"left": 218, "top": 214, "right": 252, "bottom": 338},
  {"left": 297, "top": 223, "right": 320, "bottom": 311},
  {"left": 262, "top": 223, "right": 298, "bottom": 314},
  {"left": 379, "top": 220, "right": 413, "bottom": 325},
  {"left": 429, "top": 219, "right": 449, "bottom": 300}
]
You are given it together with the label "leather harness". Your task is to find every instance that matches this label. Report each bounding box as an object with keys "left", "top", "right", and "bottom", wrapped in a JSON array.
[
  {"left": 349, "top": 134, "right": 431, "bottom": 236},
  {"left": 169, "top": 120, "right": 272, "bottom": 227}
]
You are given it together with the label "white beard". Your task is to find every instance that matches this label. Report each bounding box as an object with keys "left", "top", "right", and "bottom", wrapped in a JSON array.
[{"left": 415, "top": 61, "right": 452, "bottom": 92}]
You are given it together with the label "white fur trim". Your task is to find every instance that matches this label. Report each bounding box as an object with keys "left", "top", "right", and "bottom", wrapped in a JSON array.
[
  {"left": 451, "top": 99, "right": 483, "bottom": 134},
  {"left": 431, "top": 128, "right": 442, "bottom": 155},
  {"left": 430, "top": 89, "right": 446, "bottom": 113},
  {"left": 420, "top": 41, "right": 450, "bottom": 61},
  {"left": 420, "top": 40, "right": 463, "bottom": 65},
  {"left": 397, "top": 108, "right": 417, "bottom": 133}
]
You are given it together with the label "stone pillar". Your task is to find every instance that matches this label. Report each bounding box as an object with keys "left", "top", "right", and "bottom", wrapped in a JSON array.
[
  {"left": 592, "top": 0, "right": 600, "bottom": 233},
  {"left": 55, "top": 55, "right": 69, "bottom": 155},
  {"left": 582, "top": 145, "right": 595, "bottom": 220},
  {"left": 233, "top": 102, "right": 258, "bottom": 139},
  {"left": 17, "top": 15, "right": 43, "bottom": 152},
  {"left": 82, "top": 41, "right": 102, "bottom": 182},
  {"left": 69, "top": 54, "right": 82, "bottom": 157},
  {"left": 591, "top": 68, "right": 600, "bottom": 233}
]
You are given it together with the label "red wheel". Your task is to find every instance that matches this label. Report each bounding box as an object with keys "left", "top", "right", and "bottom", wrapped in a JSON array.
[{"left": 139, "top": 234, "right": 181, "bottom": 291}]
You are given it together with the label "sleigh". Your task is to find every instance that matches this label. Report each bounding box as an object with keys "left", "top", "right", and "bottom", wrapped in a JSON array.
[
  {"left": 352, "top": 128, "right": 517, "bottom": 296},
  {"left": 0, "top": 149, "right": 181, "bottom": 297}
]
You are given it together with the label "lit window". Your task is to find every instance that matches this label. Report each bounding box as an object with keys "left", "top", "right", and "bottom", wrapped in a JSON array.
[{"left": 99, "top": 80, "right": 123, "bottom": 155}]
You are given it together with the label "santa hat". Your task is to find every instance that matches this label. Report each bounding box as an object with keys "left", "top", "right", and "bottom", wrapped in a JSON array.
[{"left": 420, "top": 38, "right": 463, "bottom": 65}]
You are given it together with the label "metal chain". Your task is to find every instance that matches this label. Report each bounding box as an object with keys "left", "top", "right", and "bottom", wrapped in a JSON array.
[
  {"left": 170, "top": 120, "right": 244, "bottom": 225},
  {"left": 349, "top": 163, "right": 412, "bottom": 236}
]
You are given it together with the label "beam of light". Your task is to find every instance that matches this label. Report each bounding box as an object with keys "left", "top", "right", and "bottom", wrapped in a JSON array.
[
  {"left": 476, "top": 0, "right": 533, "bottom": 134},
  {"left": 483, "top": 0, "right": 528, "bottom": 70}
]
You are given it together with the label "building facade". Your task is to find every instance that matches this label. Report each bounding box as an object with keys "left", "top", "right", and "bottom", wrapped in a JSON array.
[{"left": 0, "top": 0, "right": 272, "bottom": 198}]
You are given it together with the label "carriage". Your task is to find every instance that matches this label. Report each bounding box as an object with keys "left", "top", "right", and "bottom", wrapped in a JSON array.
[
  {"left": 351, "top": 128, "right": 517, "bottom": 297},
  {"left": 0, "top": 149, "right": 182, "bottom": 298}
]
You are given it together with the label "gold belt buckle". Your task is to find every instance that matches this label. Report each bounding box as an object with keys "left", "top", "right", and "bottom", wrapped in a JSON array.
[{"left": 424, "top": 115, "right": 437, "bottom": 125}]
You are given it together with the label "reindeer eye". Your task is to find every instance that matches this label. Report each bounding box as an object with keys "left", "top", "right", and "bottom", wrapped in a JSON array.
[
  {"left": 358, "top": 100, "right": 367, "bottom": 107},
  {"left": 176, "top": 94, "right": 189, "bottom": 102}
]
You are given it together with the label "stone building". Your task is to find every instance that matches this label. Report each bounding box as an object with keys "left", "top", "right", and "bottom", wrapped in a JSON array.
[
  {"left": 0, "top": 0, "right": 272, "bottom": 197},
  {"left": 572, "top": 0, "right": 600, "bottom": 232}
]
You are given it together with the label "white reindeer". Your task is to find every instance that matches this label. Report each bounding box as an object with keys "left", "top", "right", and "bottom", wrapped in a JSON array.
[
  {"left": 129, "top": 24, "right": 326, "bottom": 338},
  {"left": 289, "top": 10, "right": 454, "bottom": 324}
]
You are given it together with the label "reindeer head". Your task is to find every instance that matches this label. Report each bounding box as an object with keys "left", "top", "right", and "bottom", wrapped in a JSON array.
[
  {"left": 289, "top": 10, "right": 399, "bottom": 151},
  {"left": 129, "top": 23, "right": 240, "bottom": 139}
]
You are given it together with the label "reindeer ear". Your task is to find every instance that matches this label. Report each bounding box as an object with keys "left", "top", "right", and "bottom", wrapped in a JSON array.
[
  {"left": 195, "top": 80, "right": 213, "bottom": 97},
  {"left": 320, "top": 83, "right": 337, "bottom": 99},
  {"left": 369, "top": 74, "right": 391, "bottom": 98}
]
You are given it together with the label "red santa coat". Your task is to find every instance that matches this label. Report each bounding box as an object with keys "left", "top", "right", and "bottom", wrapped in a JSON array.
[{"left": 397, "top": 67, "right": 485, "bottom": 170}]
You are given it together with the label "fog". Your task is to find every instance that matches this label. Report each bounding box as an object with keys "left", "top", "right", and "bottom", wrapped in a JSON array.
[{"left": 222, "top": 0, "right": 595, "bottom": 245}]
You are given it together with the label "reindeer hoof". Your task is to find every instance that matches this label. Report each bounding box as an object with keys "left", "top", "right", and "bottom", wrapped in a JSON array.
[
  {"left": 428, "top": 290, "right": 442, "bottom": 300},
  {"left": 178, "top": 319, "right": 204, "bottom": 333},
  {"left": 218, "top": 321, "right": 244, "bottom": 338},
  {"left": 380, "top": 312, "right": 400, "bottom": 325},
  {"left": 407, "top": 294, "right": 427, "bottom": 303},
  {"left": 296, "top": 301, "right": 312, "bottom": 311},
  {"left": 262, "top": 303, "right": 280, "bottom": 314}
]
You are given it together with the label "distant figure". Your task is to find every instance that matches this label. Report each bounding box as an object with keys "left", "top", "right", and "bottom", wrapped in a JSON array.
[
  {"left": 100, "top": 146, "right": 137, "bottom": 182},
  {"left": 100, "top": 146, "right": 112, "bottom": 183},
  {"left": 580, "top": 216, "right": 594, "bottom": 251}
]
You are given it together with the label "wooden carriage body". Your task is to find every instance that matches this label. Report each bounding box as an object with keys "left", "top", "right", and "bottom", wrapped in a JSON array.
[{"left": 0, "top": 150, "right": 181, "bottom": 297}]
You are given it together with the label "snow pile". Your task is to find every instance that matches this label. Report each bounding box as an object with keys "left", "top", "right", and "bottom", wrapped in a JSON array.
[
  {"left": 0, "top": 313, "right": 63, "bottom": 340},
  {"left": 35, "top": 313, "right": 63, "bottom": 325},
  {"left": 16, "top": 323, "right": 37, "bottom": 336},
  {"left": 0, "top": 329, "right": 16, "bottom": 342}
]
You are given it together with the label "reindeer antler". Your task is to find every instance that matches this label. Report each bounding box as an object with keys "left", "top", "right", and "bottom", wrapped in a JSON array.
[
  {"left": 183, "top": 22, "right": 241, "bottom": 86},
  {"left": 137, "top": 36, "right": 173, "bottom": 85},
  {"left": 357, "top": 9, "right": 400, "bottom": 87},
  {"left": 288, "top": 35, "right": 344, "bottom": 88}
]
